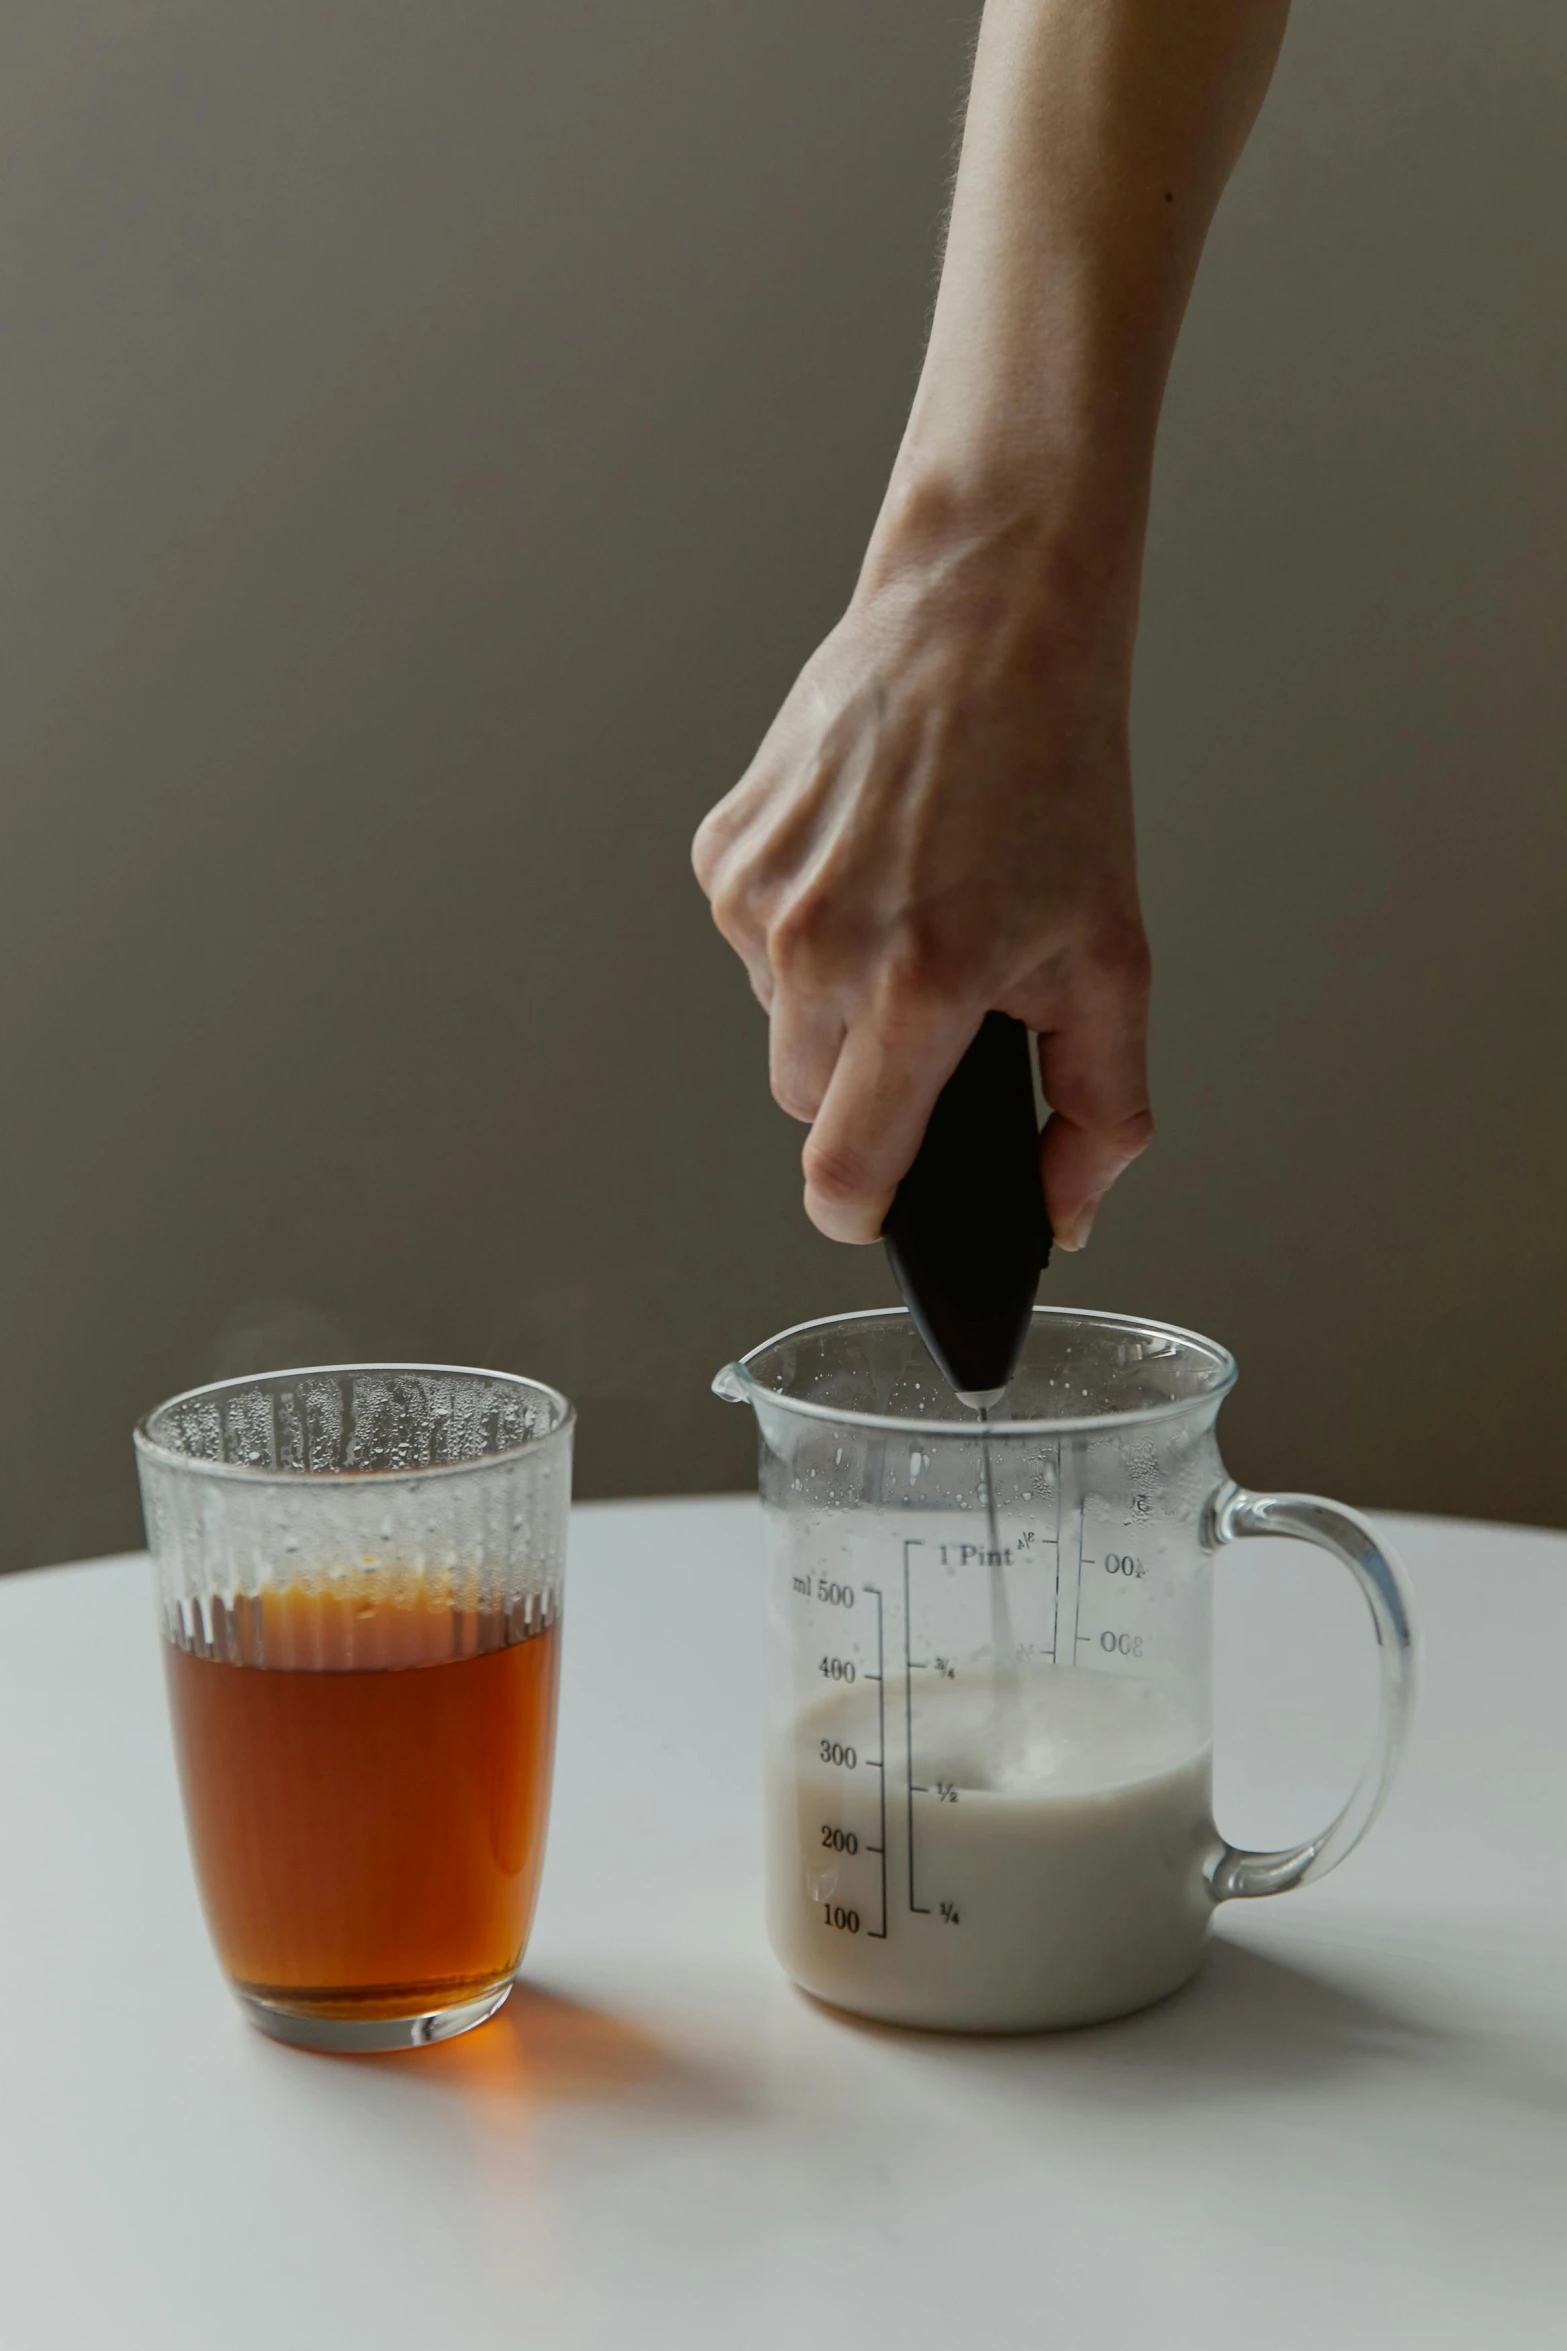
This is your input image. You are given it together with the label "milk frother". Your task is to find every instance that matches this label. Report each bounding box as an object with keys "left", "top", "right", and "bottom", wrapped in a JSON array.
[{"left": 881, "top": 1011, "right": 1051, "bottom": 1408}]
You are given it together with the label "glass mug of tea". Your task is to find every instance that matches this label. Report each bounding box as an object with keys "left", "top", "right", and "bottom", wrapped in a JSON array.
[
  {"left": 716, "top": 1307, "right": 1418, "bottom": 2034},
  {"left": 135, "top": 1365, "right": 572, "bottom": 2051}
]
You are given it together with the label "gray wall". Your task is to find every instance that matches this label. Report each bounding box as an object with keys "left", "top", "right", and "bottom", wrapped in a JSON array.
[{"left": 1, "top": 0, "right": 1562, "bottom": 1569}]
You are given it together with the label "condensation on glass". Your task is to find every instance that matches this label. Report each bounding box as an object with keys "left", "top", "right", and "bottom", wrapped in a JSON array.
[{"left": 140, "top": 1366, "right": 569, "bottom": 1664}]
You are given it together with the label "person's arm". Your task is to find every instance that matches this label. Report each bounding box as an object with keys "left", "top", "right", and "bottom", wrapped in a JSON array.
[{"left": 694, "top": 0, "right": 1291, "bottom": 1246}]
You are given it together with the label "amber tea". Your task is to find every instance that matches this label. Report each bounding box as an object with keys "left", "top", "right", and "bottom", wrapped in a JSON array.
[
  {"left": 136, "top": 1364, "right": 574, "bottom": 2051},
  {"left": 165, "top": 1576, "right": 560, "bottom": 2027}
]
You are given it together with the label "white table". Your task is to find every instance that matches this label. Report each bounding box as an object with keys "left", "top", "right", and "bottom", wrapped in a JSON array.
[{"left": 2, "top": 1500, "right": 1564, "bottom": 2349}]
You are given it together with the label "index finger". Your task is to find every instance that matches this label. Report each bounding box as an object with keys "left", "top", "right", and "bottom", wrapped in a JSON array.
[{"left": 801, "top": 1000, "right": 980, "bottom": 1243}]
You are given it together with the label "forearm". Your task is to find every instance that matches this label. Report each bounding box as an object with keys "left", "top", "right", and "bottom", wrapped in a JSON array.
[
  {"left": 695, "top": 0, "right": 1292, "bottom": 1247},
  {"left": 874, "top": 0, "right": 1291, "bottom": 643}
]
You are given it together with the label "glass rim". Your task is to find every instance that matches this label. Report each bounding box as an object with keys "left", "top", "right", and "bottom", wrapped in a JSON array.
[
  {"left": 133, "top": 1362, "right": 576, "bottom": 1486},
  {"left": 721, "top": 1305, "right": 1238, "bottom": 1438}
]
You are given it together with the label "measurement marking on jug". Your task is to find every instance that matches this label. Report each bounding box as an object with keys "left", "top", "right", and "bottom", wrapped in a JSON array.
[
  {"left": 902, "top": 1541, "right": 931, "bottom": 1915},
  {"left": 860, "top": 1582, "right": 889, "bottom": 1938},
  {"left": 1051, "top": 1535, "right": 1060, "bottom": 1663},
  {"left": 1072, "top": 1494, "right": 1090, "bottom": 1652},
  {"left": 1076, "top": 1550, "right": 1095, "bottom": 1647}
]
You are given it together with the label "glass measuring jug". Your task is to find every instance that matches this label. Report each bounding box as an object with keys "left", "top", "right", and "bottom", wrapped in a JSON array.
[{"left": 715, "top": 1308, "right": 1416, "bottom": 2033}]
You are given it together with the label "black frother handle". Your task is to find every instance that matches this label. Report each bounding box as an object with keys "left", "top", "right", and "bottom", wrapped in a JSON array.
[{"left": 881, "top": 1011, "right": 1051, "bottom": 1403}]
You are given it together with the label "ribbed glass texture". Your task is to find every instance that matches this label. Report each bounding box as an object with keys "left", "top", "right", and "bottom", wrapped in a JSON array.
[{"left": 135, "top": 1366, "right": 572, "bottom": 1667}]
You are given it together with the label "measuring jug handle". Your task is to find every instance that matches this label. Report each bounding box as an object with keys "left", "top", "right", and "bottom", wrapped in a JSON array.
[{"left": 1205, "top": 1485, "right": 1419, "bottom": 1902}]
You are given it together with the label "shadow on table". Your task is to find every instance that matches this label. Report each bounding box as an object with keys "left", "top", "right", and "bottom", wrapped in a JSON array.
[
  {"left": 324, "top": 1979, "right": 754, "bottom": 2120},
  {"left": 812, "top": 1932, "right": 1567, "bottom": 2123},
  {"left": 1047, "top": 1936, "right": 1446, "bottom": 2102}
]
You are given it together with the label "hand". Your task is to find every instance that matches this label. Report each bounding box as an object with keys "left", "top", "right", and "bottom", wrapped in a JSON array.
[
  {"left": 692, "top": 480, "right": 1154, "bottom": 1247},
  {"left": 693, "top": 0, "right": 1289, "bottom": 1252}
]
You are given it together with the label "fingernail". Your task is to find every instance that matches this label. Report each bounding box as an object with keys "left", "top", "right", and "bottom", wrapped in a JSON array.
[
  {"left": 1056, "top": 1195, "right": 1104, "bottom": 1253},
  {"left": 804, "top": 1187, "right": 881, "bottom": 1246}
]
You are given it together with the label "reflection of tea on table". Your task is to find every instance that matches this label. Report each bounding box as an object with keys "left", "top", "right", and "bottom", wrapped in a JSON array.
[
  {"left": 165, "top": 1575, "right": 559, "bottom": 2022},
  {"left": 769, "top": 1666, "right": 1214, "bottom": 2032}
]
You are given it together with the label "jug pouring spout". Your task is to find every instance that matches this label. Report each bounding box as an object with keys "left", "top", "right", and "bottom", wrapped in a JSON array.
[{"left": 711, "top": 1364, "right": 748, "bottom": 1406}]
